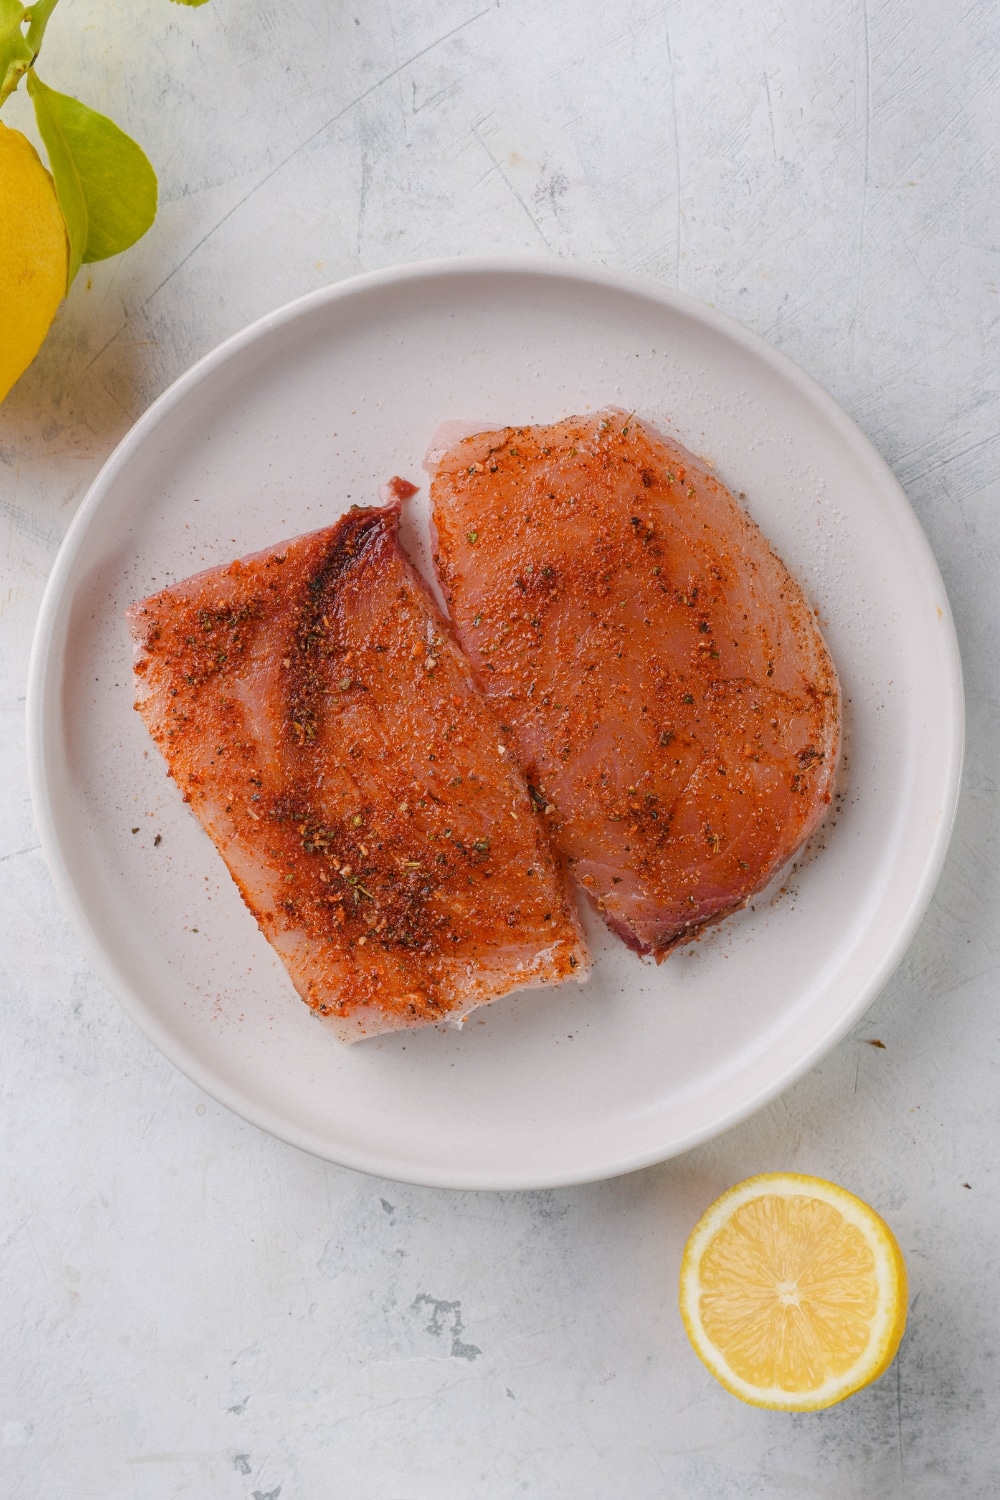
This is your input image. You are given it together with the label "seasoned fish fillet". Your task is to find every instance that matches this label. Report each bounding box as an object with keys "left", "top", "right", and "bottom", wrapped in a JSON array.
[
  {"left": 128, "top": 501, "right": 588, "bottom": 1041},
  {"left": 429, "top": 411, "right": 841, "bottom": 958}
]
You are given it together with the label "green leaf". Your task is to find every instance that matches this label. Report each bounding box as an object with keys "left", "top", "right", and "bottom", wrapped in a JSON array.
[
  {"left": 170, "top": 0, "right": 211, "bottom": 7},
  {"left": 0, "top": 0, "right": 32, "bottom": 106},
  {"left": 28, "top": 71, "right": 157, "bottom": 288},
  {"left": 26, "top": 70, "right": 85, "bottom": 284}
]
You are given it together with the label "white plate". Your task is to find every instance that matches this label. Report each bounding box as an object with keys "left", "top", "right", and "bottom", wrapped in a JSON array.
[{"left": 27, "top": 258, "right": 963, "bottom": 1190}]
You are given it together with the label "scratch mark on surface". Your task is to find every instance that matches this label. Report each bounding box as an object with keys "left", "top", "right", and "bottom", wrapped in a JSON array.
[
  {"left": 384, "top": 0, "right": 410, "bottom": 146},
  {"left": 412, "top": 76, "right": 461, "bottom": 115},
  {"left": 665, "top": 22, "right": 681, "bottom": 287},
  {"left": 899, "top": 68, "right": 1000, "bottom": 178},
  {"left": 0, "top": 501, "right": 61, "bottom": 551},
  {"left": 140, "top": 6, "right": 494, "bottom": 309},
  {"left": 127, "top": 1452, "right": 226, "bottom": 1465},
  {"left": 901, "top": 431, "right": 1000, "bottom": 486},
  {"left": 100, "top": 381, "right": 136, "bottom": 425},
  {"left": 470, "top": 128, "right": 554, "bottom": 250},
  {"left": 23, "top": 1221, "right": 49, "bottom": 1283},
  {"left": 71, "top": 324, "right": 128, "bottom": 387},
  {"left": 0, "top": 844, "right": 41, "bottom": 865},
  {"left": 851, "top": 0, "right": 872, "bottom": 357},
  {"left": 357, "top": 152, "right": 373, "bottom": 253},
  {"left": 896, "top": 1355, "right": 905, "bottom": 1489},
  {"left": 763, "top": 71, "right": 777, "bottom": 161}
]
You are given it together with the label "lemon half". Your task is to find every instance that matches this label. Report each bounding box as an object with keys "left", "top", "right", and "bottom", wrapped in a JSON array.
[
  {"left": 0, "top": 121, "right": 68, "bottom": 402},
  {"left": 679, "top": 1173, "right": 908, "bottom": 1410}
]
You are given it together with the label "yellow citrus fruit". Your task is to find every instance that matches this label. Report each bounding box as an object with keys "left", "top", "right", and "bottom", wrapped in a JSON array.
[
  {"left": 679, "top": 1173, "right": 908, "bottom": 1410},
  {"left": 0, "top": 120, "right": 68, "bottom": 402}
]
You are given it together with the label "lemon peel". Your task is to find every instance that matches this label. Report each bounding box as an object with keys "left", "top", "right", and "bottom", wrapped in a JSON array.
[
  {"left": 679, "top": 1172, "right": 908, "bottom": 1410},
  {"left": 0, "top": 119, "right": 68, "bottom": 401}
]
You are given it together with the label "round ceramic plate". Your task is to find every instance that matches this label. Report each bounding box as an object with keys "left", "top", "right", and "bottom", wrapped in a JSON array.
[{"left": 27, "top": 258, "right": 963, "bottom": 1190}]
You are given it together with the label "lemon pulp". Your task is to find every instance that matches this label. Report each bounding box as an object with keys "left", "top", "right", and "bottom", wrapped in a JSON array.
[{"left": 679, "top": 1173, "right": 908, "bottom": 1410}]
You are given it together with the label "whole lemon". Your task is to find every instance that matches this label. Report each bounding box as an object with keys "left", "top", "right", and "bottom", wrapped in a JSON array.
[{"left": 0, "top": 121, "right": 68, "bottom": 402}]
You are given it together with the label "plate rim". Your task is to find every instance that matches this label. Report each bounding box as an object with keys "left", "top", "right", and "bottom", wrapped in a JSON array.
[{"left": 26, "top": 254, "right": 966, "bottom": 1190}]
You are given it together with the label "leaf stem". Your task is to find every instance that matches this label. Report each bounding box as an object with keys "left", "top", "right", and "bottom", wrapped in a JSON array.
[
  {"left": 23, "top": 0, "right": 59, "bottom": 58},
  {"left": 0, "top": 0, "right": 31, "bottom": 110}
]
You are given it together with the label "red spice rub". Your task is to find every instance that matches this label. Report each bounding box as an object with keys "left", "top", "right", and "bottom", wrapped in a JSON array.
[
  {"left": 128, "top": 501, "right": 588, "bottom": 1040},
  {"left": 429, "top": 410, "right": 841, "bottom": 958}
]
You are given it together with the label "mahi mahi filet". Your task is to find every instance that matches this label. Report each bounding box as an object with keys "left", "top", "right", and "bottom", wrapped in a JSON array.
[
  {"left": 128, "top": 501, "right": 588, "bottom": 1040},
  {"left": 429, "top": 410, "right": 841, "bottom": 958}
]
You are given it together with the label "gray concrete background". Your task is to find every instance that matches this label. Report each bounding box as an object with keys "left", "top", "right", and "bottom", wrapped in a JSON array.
[{"left": 1, "top": 1, "right": 997, "bottom": 1494}]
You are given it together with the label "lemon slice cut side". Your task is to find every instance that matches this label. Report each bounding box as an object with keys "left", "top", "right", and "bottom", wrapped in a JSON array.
[{"left": 679, "top": 1173, "right": 908, "bottom": 1410}]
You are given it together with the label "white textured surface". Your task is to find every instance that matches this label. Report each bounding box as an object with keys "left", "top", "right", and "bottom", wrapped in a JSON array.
[{"left": 0, "top": 1, "right": 995, "bottom": 1494}]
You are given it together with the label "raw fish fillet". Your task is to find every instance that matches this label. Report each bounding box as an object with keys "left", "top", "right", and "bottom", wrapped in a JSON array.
[
  {"left": 128, "top": 501, "right": 588, "bottom": 1041},
  {"left": 429, "top": 411, "right": 841, "bottom": 958}
]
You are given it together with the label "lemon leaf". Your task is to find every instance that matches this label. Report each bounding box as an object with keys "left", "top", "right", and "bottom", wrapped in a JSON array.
[
  {"left": 0, "top": 0, "right": 33, "bottom": 106},
  {"left": 26, "top": 71, "right": 85, "bottom": 285},
  {"left": 28, "top": 72, "right": 156, "bottom": 288}
]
